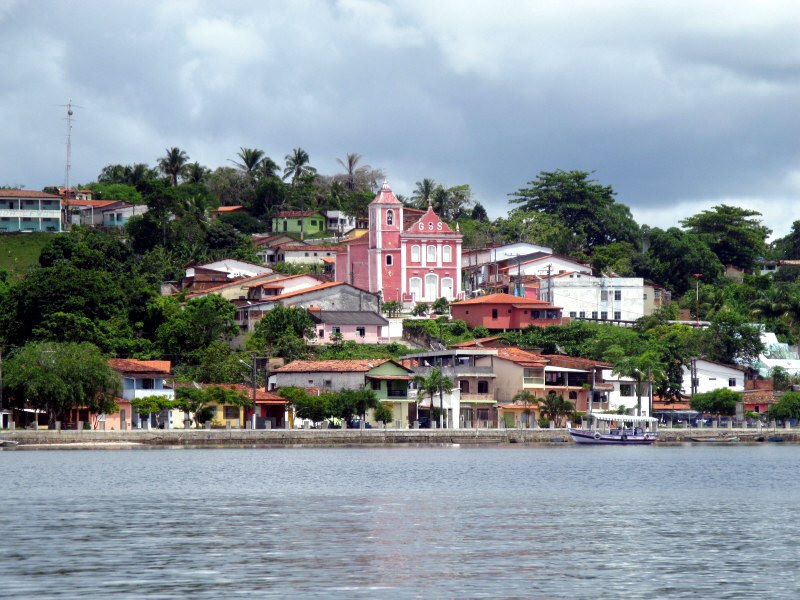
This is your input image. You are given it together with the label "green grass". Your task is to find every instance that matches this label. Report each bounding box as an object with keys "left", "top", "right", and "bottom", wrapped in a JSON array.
[{"left": 0, "top": 232, "right": 54, "bottom": 277}]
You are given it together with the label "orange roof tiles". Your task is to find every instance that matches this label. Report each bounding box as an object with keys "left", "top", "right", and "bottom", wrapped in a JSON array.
[
  {"left": 495, "top": 347, "right": 548, "bottom": 366},
  {"left": 454, "top": 293, "right": 555, "bottom": 306},
  {"left": 280, "top": 245, "right": 343, "bottom": 252},
  {"left": 275, "top": 359, "right": 390, "bottom": 373},
  {"left": 108, "top": 358, "right": 172, "bottom": 374},
  {"left": 275, "top": 210, "right": 324, "bottom": 217},
  {"left": 0, "top": 189, "right": 60, "bottom": 198},
  {"left": 269, "top": 281, "right": 344, "bottom": 301}
]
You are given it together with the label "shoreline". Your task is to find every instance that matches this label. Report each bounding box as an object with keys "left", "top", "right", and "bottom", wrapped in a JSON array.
[{"left": 1, "top": 428, "right": 796, "bottom": 448}]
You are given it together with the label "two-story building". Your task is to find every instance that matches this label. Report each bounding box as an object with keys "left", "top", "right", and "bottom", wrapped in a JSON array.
[
  {"left": 108, "top": 358, "right": 177, "bottom": 429},
  {"left": 271, "top": 210, "right": 327, "bottom": 235},
  {"left": 450, "top": 293, "right": 563, "bottom": 331},
  {"left": 0, "top": 189, "right": 62, "bottom": 232}
]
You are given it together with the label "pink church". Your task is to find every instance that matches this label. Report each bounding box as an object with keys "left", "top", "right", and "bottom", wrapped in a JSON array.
[{"left": 336, "top": 182, "right": 463, "bottom": 304}]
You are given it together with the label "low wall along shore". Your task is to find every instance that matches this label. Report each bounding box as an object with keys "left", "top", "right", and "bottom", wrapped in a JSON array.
[{"left": 1, "top": 427, "right": 798, "bottom": 447}]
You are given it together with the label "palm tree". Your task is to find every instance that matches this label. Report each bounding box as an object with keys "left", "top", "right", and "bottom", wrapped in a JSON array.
[
  {"left": 512, "top": 390, "right": 540, "bottom": 428},
  {"left": 231, "top": 147, "right": 265, "bottom": 175},
  {"left": 610, "top": 350, "right": 665, "bottom": 416},
  {"left": 183, "top": 162, "right": 209, "bottom": 184},
  {"left": 258, "top": 157, "right": 280, "bottom": 180},
  {"left": 158, "top": 147, "right": 189, "bottom": 186},
  {"left": 413, "top": 178, "right": 436, "bottom": 208},
  {"left": 283, "top": 147, "right": 317, "bottom": 185},
  {"left": 537, "top": 391, "right": 575, "bottom": 427},
  {"left": 412, "top": 367, "right": 453, "bottom": 428}
]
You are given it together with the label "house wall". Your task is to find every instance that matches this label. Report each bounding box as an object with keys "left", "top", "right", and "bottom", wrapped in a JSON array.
[
  {"left": 450, "top": 304, "right": 560, "bottom": 330},
  {"left": 680, "top": 361, "right": 745, "bottom": 396},
  {"left": 311, "top": 323, "right": 385, "bottom": 345},
  {"left": 275, "top": 371, "right": 366, "bottom": 392},
  {"left": 547, "top": 275, "right": 646, "bottom": 321},
  {"left": 280, "top": 248, "right": 339, "bottom": 265},
  {"left": 272, "top": 215, "right": 326, "bottom": 233}
]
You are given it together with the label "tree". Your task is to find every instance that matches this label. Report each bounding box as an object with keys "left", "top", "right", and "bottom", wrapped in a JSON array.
[
  {"left": 471, "top": 202, "right": 489, "bottom": 222},
  {"left": 155, "top": 294, "right": 237, "bottom": 356},
  {"left": 411, "top": 303, "right": 429, "bottom": 317},
  {"left": 382, "top": 300, "right": 402, "bottom": 318},
  {"left": 690, "top": 388, "right": 740, "bottom": 420},
  {"left": 158, "top": 147, "right": 190, "bottom": 186},
  {"left": 608, "top": 348, "right": 665, "bottom": 416},
  {"left": 537, "top": 391, "right": 574, "bottom": 427},
  {"left": 174, "top": 385, "right": 250, "bottom": 428},
  {"left": 336, "top": 152, "right": 364, "bottom": 192},
  {"left": 509, "top": 170, "right": 639, "bottom": 255},
  {"left": 766, "top": 391, "right": 800, "bottom": 423},
  {"left": 373, "top": 402, "right": 394, "bottom": 427},
  {"left": 182, "top": 162, "right": 209, "bottom": 184},
  {"left": 3, "top": 342, "right": 120, "bottom": 428},
  {"left": 702, "top": 309, "right": 763, "bottom": 364},
  {"left": 131, "top": 395, "right": 175, "bottom": 429},
  {"left": 231, "top": 147, "right": 265, "bottom": 175},
  {"left": 331, "top": 388, "right": 381, "bottom": 425},
  {"left": 250, "top": 306, "right": 314, "bottom": 347},
  {"left": 432, "top": 297, "right": 450, "bottom": 315},
  {"left": 283, "top": 147, "right": 317, "bottom": 185},
  {"left": 512, "top": 390, "right": 540, "bottom": 428},
  {"left": 412, "top": 367, "right": 453, "bottom": 428},
  {"left": 681, "top": 205, "right": 771, "bottom": 271},
  {"left": 412, "top": 178, "right": 436, "bottom": 207}
]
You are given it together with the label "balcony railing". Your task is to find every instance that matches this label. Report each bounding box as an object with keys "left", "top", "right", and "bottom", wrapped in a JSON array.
[
  {"left": 523, "top": 376, "right": 545, "bottom": 387},
  {"left": 413, "top": 365, "right": 495, "bottom": 378},
  {"left": 387, "top": 389, "right": 408, "bottom": 398}
]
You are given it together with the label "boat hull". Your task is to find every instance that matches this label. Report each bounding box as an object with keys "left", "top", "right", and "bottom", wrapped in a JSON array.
[{"left": 568, "top": 428, "right": 657, "bottom": 445}]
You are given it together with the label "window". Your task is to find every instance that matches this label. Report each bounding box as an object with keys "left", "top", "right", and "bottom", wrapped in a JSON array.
[
  {"left": 443, "top": 245, "right": 452, "bottom": 262},
  {"left": 601, "top": 290, "right": 608, "bottom": 301},
  {"left": 532, "top": 310, "right": 540, "bottom": 319},
  {"left": 579, "top": 311, "right": 585, "bottom": 318},
  {"left": 371, "top": 379, "right": 381, "bottom": 391},
  {"left": 424, "top": 274, "right": 438, "bottom": 301},
  {"left": 409, "top": 277, "right": 422, "bottom": 300},
  {"left": 297, "top": 220, "right": 302, "bottom": 226},
  {"left": 569, "top": 391, "right": 578, "bottom": 400},
  {"left": 614, "top": 290, "right": 621, "bottom": 301},
  {"left": 460, "top": 380, "right": 470, "bottom": 393},
  {"left": 643, "top": 293, "right": 648, "bottom": 300},
  {"left": 569, "top": 311, "right": 577, "bottom": 318},
  {"left": 601, "top": 311, "right": 608, "bottom": 320},
  {"left": 223, "top": 406, "right": 239, "bottom": 420},
  {"left": 356, "top": 327, "right": 366, "bottom": 337},
  {"left": 411, "top": 245, "right": 420, "bottom": 262},
  {"left": 492, "top": 309, "right": 498, "bottom": 320},
  {"left": 614, "top": 311, "right": 621, "bottom": 320},
  {"left": 729, "top": 378, "right": 737, "bottom": 387},
  {"left": 332, "top": 326, "right": 341, "bottom": 334},
  {"left": 591, "top": 311, "right": 598, "bottom": 319},
  {"left": 620, "top": 384, "right": 634, "bottom": 397},
  {"left": 141, "top": 378, "right": 155, "bottom": 390},
  {"left": 427, "top": 245, "right": 436, "bottom": 263},
  {"left": 318, "top": 329, "right": 324, "bottom": 338},
  {"left": 386, "top": 255, "right": 393, "bottom": 266},
  {"left": 441, "top": 277, "right": 453, "bottom": 300},
  {"left": 386, "top": 210, "right": 394, "bottom": 225},
  {"left": 311, "top": 220, "right": 317, "bottom": 226},
  {"left": 478, "top": 380, "right": 489, "bottom": 394},
  {"left": 283, "top": 221, "right": 287, "bottom": 232}
]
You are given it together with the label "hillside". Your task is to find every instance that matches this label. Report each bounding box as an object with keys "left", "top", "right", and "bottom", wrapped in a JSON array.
[{"left": 0, "top": 232, "right": 53, "bottom": 277}]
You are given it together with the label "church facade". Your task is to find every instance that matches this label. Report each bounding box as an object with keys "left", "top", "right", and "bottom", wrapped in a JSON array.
[{"left": 335, "top": 182, "right": 462, "bottom": 304}]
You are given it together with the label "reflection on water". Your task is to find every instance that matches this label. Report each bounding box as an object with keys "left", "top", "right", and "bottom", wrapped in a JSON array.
[{"left": 1, "top": 446, "right": 799, "bottom": 598}]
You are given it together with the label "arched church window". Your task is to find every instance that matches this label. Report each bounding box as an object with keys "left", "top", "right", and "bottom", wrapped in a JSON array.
[{"left": 386, "top": 210, "right": 394, "bottom": 226}]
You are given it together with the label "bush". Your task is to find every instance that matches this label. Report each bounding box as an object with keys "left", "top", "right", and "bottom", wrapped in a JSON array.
[
  {"left": 472, "top": 326, "right": 490, "bottom": 338},
  {"left": 411, "top": 303, "right": 429, "bottom": 317}
]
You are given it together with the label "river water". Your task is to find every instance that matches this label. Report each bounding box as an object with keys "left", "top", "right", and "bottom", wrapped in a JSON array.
[{"left": 1, "top": 445, "right": 798, "bottom": 599}]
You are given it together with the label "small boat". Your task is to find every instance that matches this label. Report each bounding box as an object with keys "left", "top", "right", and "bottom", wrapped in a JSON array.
[
  {"left": 568, "top": 412, "right": 658, "bottom": 445},
  {"left": 767, "top": 435, "right": 785, "bottom": 443},
  {"left": 0, "top": 440, "right": 19, "bottom": 447},
  {"left": 687, "top": 435, "right": 740, "bottom": 444}
]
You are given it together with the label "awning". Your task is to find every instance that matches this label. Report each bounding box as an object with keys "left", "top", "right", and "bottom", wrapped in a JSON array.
[
  {"left": 544, "top": 366, "right": 588, "bottom": 373},
  {"left": 366, "top": 375, "right": 411, "bottom": 381},
  {"left": 588, "top": 412, "right": 657, "bottom": 423}
]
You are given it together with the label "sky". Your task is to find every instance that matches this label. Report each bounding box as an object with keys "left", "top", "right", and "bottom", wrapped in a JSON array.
[{"left": 2, "top": 0, "right": 800, "bottom": 237}]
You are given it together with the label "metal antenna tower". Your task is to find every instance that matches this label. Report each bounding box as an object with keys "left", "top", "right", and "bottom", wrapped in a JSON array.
[{"left": 59, "top": 100, "right": 83, "bottom": 196}]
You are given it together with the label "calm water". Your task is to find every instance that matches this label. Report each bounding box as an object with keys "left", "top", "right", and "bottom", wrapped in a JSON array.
[{"left": 1, "top": 445, "right": 799, "bottom": 599}]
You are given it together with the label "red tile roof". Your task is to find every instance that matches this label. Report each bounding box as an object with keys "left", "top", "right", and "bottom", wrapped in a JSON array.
[
  {"left": 0, "top": 189, "right": 60, "bottom": 199},
  {"left": 279, "top": 245, "right": 343, "bottom": 252},
  {"left": 62, "top": 199, "right": 120, "bottom": 208},
  {"left": 454, "top": 293, "right": 555, "bottom": 306},
  {"left": 450, "top": 336, "right": 506, "bottom": 348},
  {"left": 495, "top": 347, "right": 547, "bottom": 366},
  {"left": 542, "top": 354, "right": 611, "bottom": 369},
  {"left": 108, "top": 358, "right": 172, "bottom": 374},
  {"left": 275, "top": 359, "right": 390, "bottom": 373},
  {"left": 269, "top": 281, "right": 344, "bottom": 301},
  {"left": 214, "top": 205, "right": 245, "bottom": 212}
]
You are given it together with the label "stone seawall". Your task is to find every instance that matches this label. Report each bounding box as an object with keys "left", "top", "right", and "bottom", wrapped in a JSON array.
[{"left": 1, "top": 428, "right": 797, "bottom": 447}]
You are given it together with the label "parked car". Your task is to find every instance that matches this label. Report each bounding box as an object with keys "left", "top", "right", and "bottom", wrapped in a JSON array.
[
  {"left": 417, "top": 417, "right": 431, "bottom": 429},
  {"left": 347, "top": 419, "right": 372, "bottom": 429}
]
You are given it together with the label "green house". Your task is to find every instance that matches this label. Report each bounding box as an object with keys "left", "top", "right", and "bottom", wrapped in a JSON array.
[
  {"left": 365, "top": 360, "right": 413, "bottom": 428},
  {"left": 272, "top": 210, "right": 327, "bottom": 234}
]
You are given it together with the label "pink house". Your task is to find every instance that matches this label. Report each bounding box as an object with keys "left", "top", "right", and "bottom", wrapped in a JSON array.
[
  {"left": 307, "top": 310, "right": 390, "bottom": 344},
  {"left": 336, "top": 182, "right": 462, "bottom": 304}
]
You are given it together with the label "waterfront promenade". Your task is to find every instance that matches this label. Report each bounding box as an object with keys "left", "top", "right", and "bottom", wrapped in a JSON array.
[{"left": 1, "top": 426, "right": 797, "bottom": 447}]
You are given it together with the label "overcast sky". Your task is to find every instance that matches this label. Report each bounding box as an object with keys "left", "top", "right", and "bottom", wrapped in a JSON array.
[{"left": 2, "top": 0, "right": 799, "bottom": 236}]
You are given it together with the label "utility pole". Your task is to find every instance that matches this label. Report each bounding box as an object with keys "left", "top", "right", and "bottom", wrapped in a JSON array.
[{"left": 692, "top": 273, "right": 703, "bottom": 325}]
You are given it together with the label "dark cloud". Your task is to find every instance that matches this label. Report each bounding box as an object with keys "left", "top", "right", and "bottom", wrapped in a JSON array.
[{"left": 1, "top": 0, "right": 799, "bottom": 235}]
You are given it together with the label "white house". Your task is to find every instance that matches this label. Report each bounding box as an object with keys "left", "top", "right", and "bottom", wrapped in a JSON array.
[
  {"left": 543, "top": 273, "right": 651, "bottom": 322},
  {"left": 600, "top": 368, "right": 654, "bottom": 416},
  {"left": 681, "top": 359, "right": 746, "bottom": 397}
]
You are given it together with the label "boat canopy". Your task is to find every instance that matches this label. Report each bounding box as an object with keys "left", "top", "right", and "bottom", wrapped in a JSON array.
[{"left": 588, "top": 412, "right": 658, "bottom": 423}]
